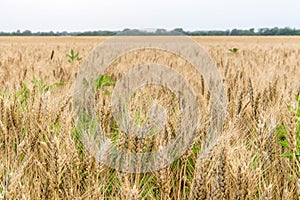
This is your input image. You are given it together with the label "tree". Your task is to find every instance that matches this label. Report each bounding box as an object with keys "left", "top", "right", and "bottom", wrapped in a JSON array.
[{"left": 22, "top": 30, "right": 32, "bottom": 36}]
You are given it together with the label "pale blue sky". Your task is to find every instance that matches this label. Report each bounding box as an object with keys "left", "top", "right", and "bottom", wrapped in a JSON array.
[{"left": 1, "top": 0, "right": 299, "bottom": 32}]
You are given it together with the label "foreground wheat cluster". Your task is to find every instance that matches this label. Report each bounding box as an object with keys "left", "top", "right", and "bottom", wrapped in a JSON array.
[{"left": 0, "top": 37, "right": 299, "bottom": 199}]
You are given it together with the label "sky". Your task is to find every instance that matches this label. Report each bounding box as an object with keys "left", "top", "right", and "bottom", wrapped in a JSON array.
[{"left": 1, "top": 0, "right": 300, "bottom": 32}]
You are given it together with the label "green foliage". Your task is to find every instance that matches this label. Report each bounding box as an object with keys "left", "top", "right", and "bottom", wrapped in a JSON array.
[
  {"left": 31, "top": 77, "right": 64, "bottom": 92},
  {"left": 276, "top": 95, "right": 300, "bottom": 161},
  {"left": 73, "top": 111, "right": 98, "bottom": 159},
  {"left": 10, "top": 79, "right": 63, "bottom": 112},
  {"left": 276, "top": 125, "right": 292, "bottom": 158},
  {"left": 95, "top": 74, "right": 115, "bottom": 94},
  {"left": 15, "top": 82, "right": 30, "bottom": 110},
  {"left": 82, "top": 78, "right": 89, "bottom": 89},
  {"left": 229, "top": 48, "right": 239, "bottom": 53},
  {"left": 296, "top": 95, "right": 300, "bottom": 160},
  {"left": 67, "top": 49, "right": 82, "bottom": 63}
]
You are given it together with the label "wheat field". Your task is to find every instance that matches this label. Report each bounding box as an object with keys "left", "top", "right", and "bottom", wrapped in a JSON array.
[{"left": 0, "top": 36, "right": 299, "bottom": 199}]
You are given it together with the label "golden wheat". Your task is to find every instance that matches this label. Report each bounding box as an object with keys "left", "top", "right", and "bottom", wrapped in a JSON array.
[{"left": 0, "top": 36, "right": 299, "bottom": 199}]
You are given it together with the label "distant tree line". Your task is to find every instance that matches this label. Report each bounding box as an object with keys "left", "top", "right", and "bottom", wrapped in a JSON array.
[{"left": 1, "top": 27, "right": 300, "bottom": 36}]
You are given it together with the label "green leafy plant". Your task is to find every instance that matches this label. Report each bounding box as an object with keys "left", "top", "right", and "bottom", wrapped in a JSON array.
[
  {"left": 31, "top": 77, "right": 64, "bottom": 92},
  {"left": 295, "top": 95, "right": 300, "bottom": 160},
  {"left": 229, "top": 47, "right": 239, "bottom": 53},
  {"left": 67, "top": 49, "right": 82, "bottom": 63},
  {"left": 15, "top": 82, "right": 30, "bottom": 110},
  {"left": 276, "top": 95, "right": 300, "bottom": 161},
  {"left": 95, "top": 74, "right": 115, "bottom": 94}
]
